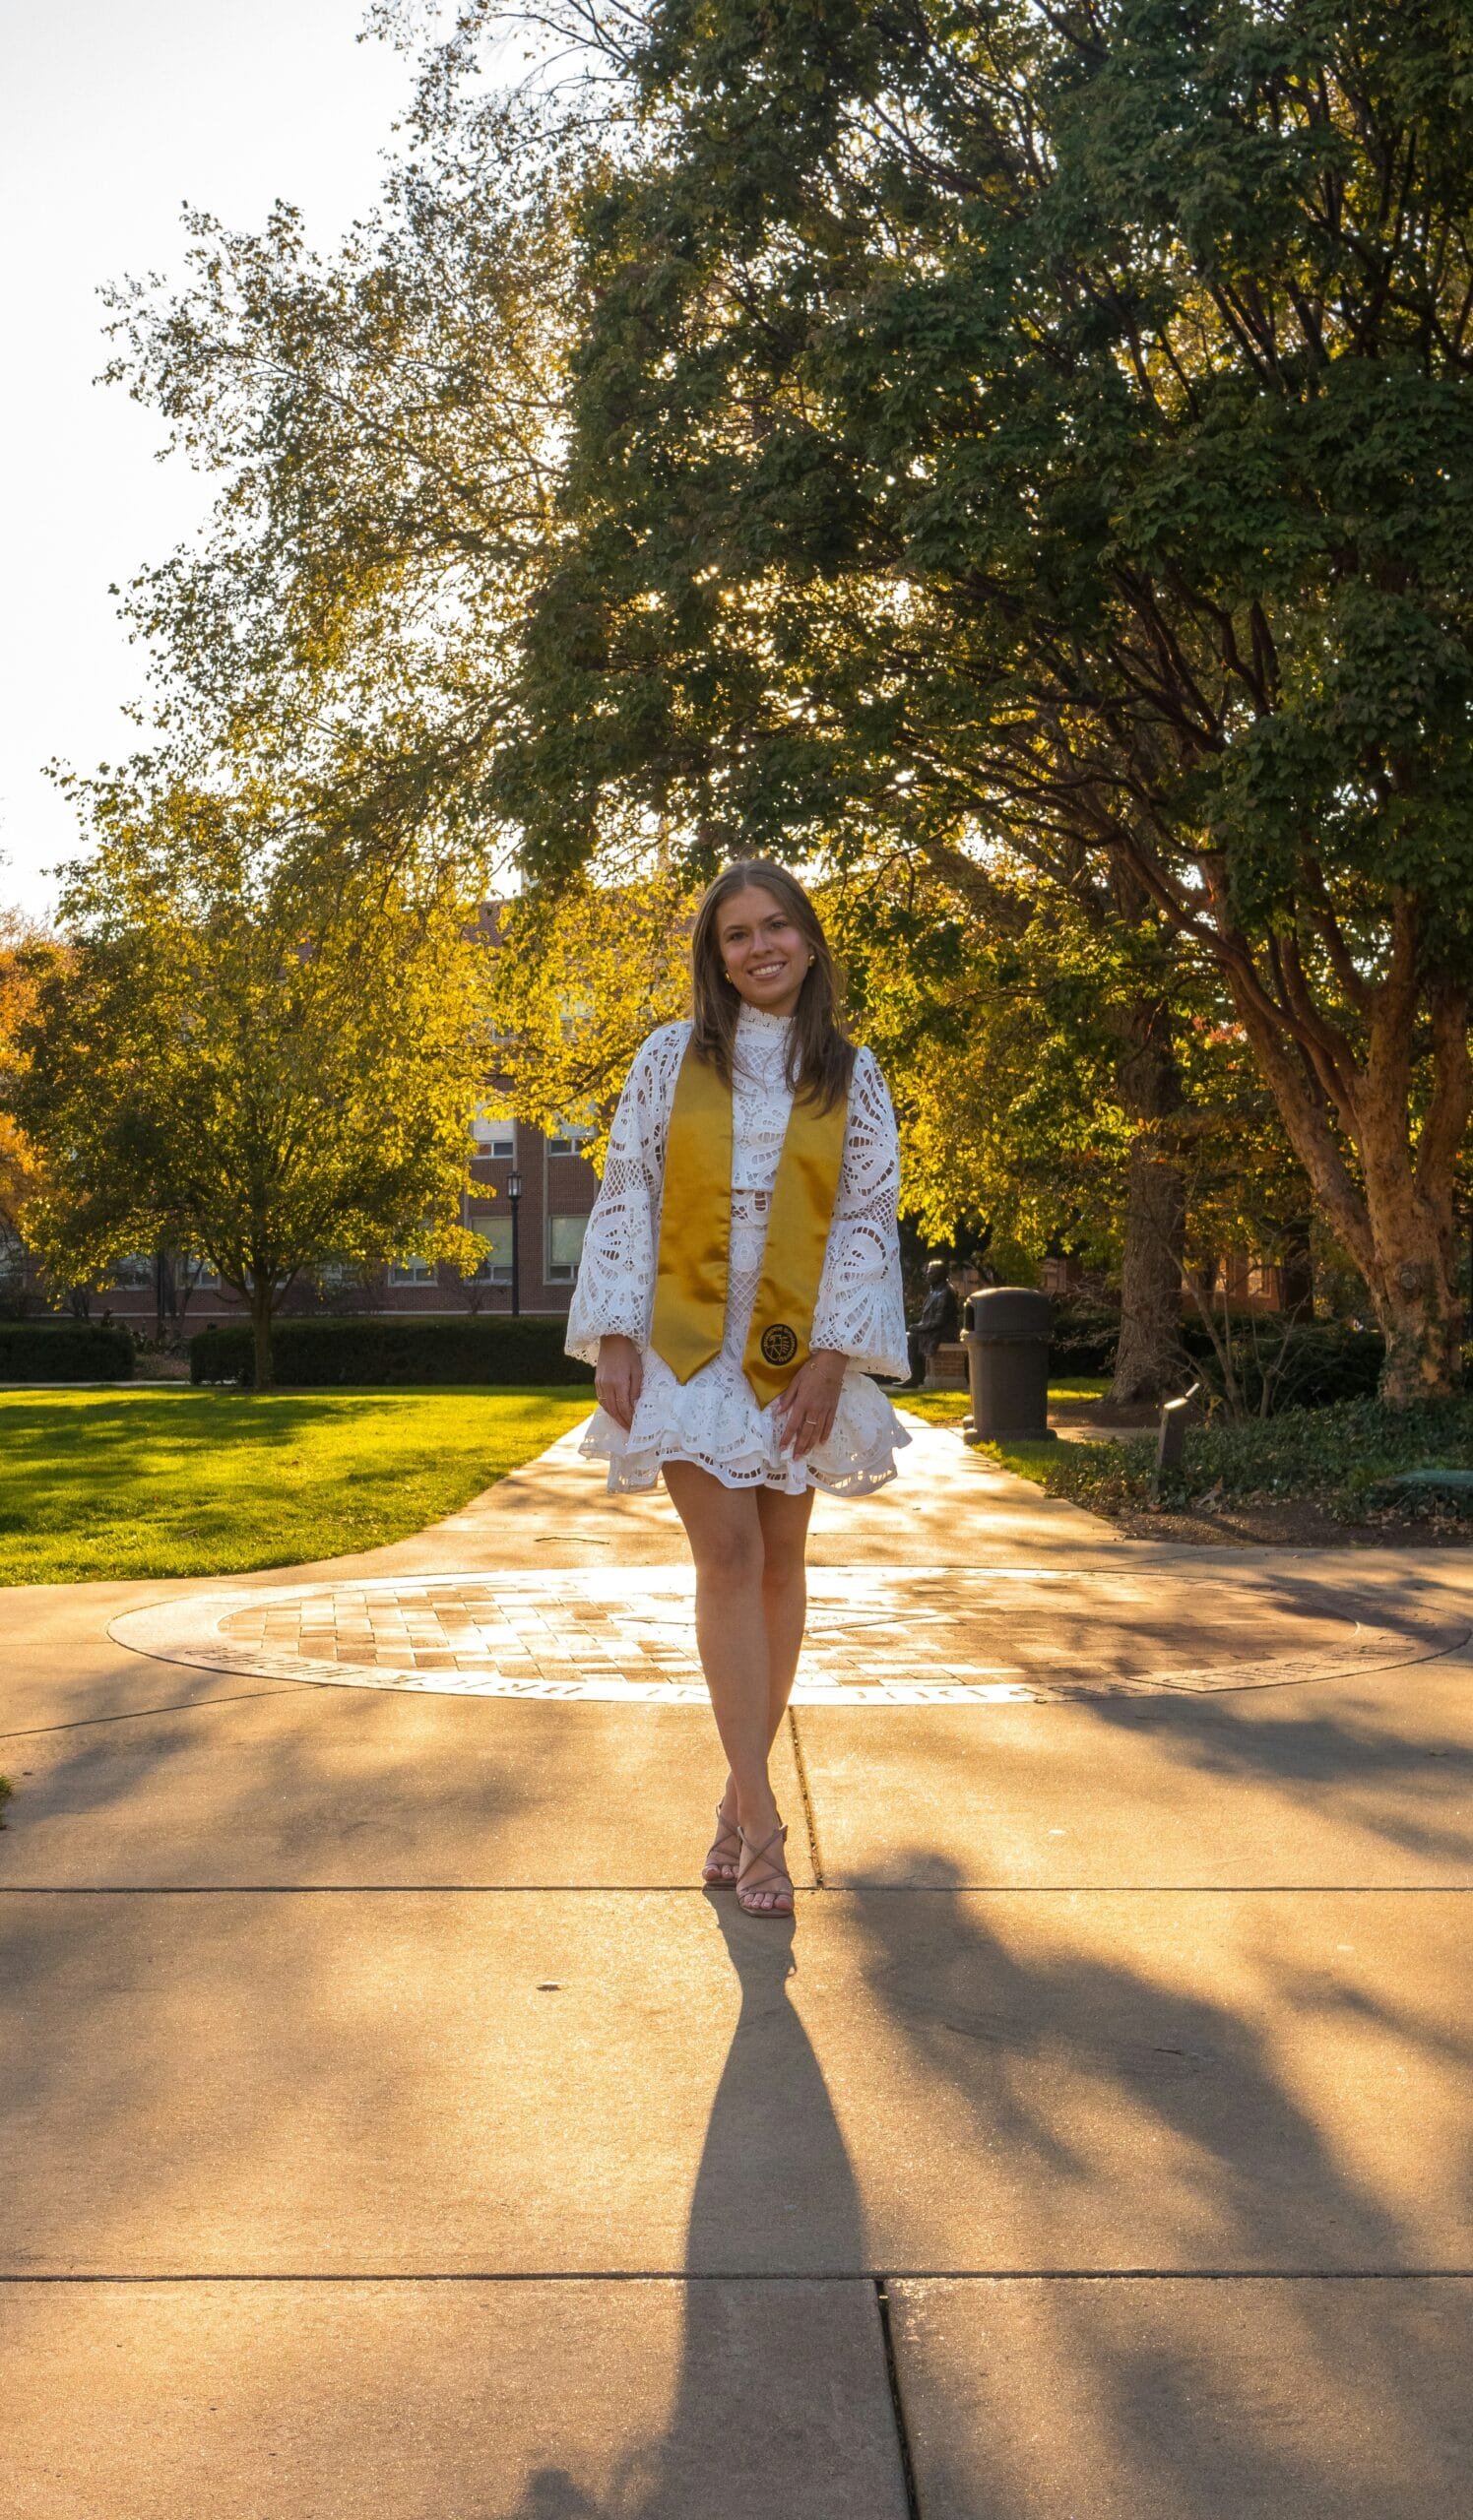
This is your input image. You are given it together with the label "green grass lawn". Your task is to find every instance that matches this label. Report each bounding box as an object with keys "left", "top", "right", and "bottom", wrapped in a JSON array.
[
  {"left": 898, "top": 1377, "right": 1109, "bottom": 1426},
  {"left": 0, "top": 1386, "right": 595, "bottom": 1586}
]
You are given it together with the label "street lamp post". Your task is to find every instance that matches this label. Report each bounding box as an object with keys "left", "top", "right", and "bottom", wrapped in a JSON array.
[{"left": 507, "top": 1168, "right": 522, "bottom": 1317}]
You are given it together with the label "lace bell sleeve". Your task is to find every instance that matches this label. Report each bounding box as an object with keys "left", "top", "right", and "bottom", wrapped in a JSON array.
[
  {"left": 564, "top": 1023, "right": 687, "bottom": 1362},
  {"left": 810, "top": 1046, "right": 910, "bottom": 1380}
]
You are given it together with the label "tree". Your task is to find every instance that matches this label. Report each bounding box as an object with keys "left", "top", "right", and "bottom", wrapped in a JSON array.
[
  {"left": 842, "top": 851, "right": 1210, "bottom": 1401},
  {"left": 493, "top": 0, "right": 1473, "bottom": 1400},
  {"left": 102, "top": 88, "right": 578, "bottom": 887},
  {"left": 96, "top": 6, "right": 1473, "bottom": 1397},
  {"left": 828, "top": 854, "right": 1316, "bottom": 1390},
  {"left": 0, "top": 910, "right": 63, "bottom": 1312},
  {"left": 11, "top": 783, "right": 487, "bottom": 1387},
  {"left": 486, "top": 865, "right": 694, "bottom": 1166}
]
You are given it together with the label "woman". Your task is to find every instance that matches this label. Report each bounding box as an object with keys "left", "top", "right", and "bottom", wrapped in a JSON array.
[{"left": 566, "top": 860, "right": 910, "bottom": 1919}]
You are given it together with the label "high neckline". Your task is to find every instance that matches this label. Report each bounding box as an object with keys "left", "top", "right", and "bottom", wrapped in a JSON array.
[{"left": 735, "top": 1002, "right": 795, "bottom": 1034}]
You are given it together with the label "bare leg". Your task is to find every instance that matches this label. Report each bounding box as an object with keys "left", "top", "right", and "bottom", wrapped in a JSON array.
[
  {"left": 663, "top": 1464, "right": 781, "bottom": 1848},
  {"left": 680, "top": 1481, "right": 816, "bottom": 1844},
  {"left": 701, "top": 1485, "right": 815, "bottom": 1874},
  {"left": 756, "top": 1482, "right": 815, "bottom": 1741}
]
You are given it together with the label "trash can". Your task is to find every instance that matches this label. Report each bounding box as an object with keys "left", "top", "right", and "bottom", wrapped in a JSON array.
[{"left": 961, "top": 1287, "right": 1056, "bottom": 1445}]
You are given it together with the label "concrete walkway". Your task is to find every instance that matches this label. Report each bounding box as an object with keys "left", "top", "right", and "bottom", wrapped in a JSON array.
[{"left": 3, "top": 1413, "right": 1472, "bottom": 2516}]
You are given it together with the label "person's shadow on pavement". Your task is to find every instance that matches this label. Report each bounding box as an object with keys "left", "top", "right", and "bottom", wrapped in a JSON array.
[{"left": 506, "top": 1892, "right": 871, "bottom": 2519}]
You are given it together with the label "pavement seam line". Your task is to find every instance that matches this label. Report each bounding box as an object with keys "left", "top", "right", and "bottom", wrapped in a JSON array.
[
  {"left": 874, "top": 2279, "right": 924, "bottom": 2520},
  {"left": 2, "top": 1883, "right": 1469, "bottom": 1896},
  {"left": 6, "top": 2269, "right": 1471, "bottom": 2285},
  {"left": 786, "top": 1704, "right": 825, "bottom": 1886},
  {"left": 0, "top": 1683, "right": 320, "bottom": 1740}
]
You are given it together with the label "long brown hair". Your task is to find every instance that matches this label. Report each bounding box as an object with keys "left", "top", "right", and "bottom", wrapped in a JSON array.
[{"left": 689, "top": 859, "right": 856, "bottom": 1114}]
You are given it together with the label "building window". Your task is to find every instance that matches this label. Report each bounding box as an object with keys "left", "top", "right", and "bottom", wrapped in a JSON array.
[
  {"left": 472, "top": 1102, "right": 516, "bottom": 1160},
  {"left": 468, "top": 1217, "right": 514, "bottom": 1284},
  {"left": 547, "top": 1116, "right": 595, "bottom": 1157},
  {"left": 546, "top": 1213, "right": 588, "bottom": 1282},
  {"left": 113, "top": 1253, "right": 154, "bottom": 1291},
  {"left": 389, "top": 1253, "right": 437, "bottom": 1287},
  {"left": 318, "top": 1258, "right": 366, "bottom": 1297},
  {"left": 182, "top": 1255, "right": 221, "bottom": 1293}
]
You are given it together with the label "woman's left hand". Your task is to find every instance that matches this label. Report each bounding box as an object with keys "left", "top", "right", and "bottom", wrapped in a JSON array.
[{"left": 774, "top": 1348, "right": 847, "bottom": 1456}]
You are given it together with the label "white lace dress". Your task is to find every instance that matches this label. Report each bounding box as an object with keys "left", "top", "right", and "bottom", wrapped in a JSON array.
[{"left": 566, "top": 1007, "right": 912, "bottom": 1495}]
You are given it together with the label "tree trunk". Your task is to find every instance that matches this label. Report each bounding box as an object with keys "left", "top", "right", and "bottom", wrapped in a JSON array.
[
  {"left": 248, "top": 1282, "right": 276, "bottom": 1393},
  {"left": 1358, "top": 1089, "right": 1463, "bottom": 1402},
  {"left": 1112, "top": 1139, "right": 1186, "bottom": 1401},
  {"left": 1109, "top": 1004, "right": 1186, "bottom": 1405},
  {"left": 1221, "top": 955, "right": 1470, "bottom": 1404},
  {"left": 1278, "top": 1224, "right": 1314, "bottom": 1322}
]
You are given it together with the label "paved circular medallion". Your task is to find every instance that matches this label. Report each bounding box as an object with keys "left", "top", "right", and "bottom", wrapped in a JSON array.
[{"left": 106, "top": 1568, "right": 1466, "bottom": 1708}]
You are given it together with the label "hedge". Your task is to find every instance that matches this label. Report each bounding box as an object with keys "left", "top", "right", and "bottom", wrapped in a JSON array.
[
  {"left": 1044, "top": 1303, "right": 1387, "bottom": 1410},
  {"left": 1180, "top": 1316, "right": 1384, "bottom": 1412},
  {"left": 190, "top": 1314, "right": 595, "bottom": 1389},
  {"left": 0, "top": 1322, "right": 136, "bottom": 1381},
  {"left": 1046, "top": 1300, "right": 1120, "bottom": 1377}
]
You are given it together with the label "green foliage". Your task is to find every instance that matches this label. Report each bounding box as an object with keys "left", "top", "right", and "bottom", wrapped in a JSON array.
[
  {"left": 1179, "top": 1317, "right": 1385, "bottom": 1412},
  {"left": 191, "top": 1313, "right": 594, "bottom": 1389},
  {"left": 496, "top": 0, "right": 1473, "bottom": 1394},
  {"left": 102, "top": 92, "right": 577, "bottom": 873},
  {"left": 828, "top": 861, "right": 1311, "bottom": 1275},
  {"left": 0, "top": 1387, "right": 595, "bottom": 1586},
  {"left": 911, "top": 1313, "right": 1389, "bottom": 1412},
  {"left": 10, "top": 783, "right": 490, "bottom": 1378},
  {"left": 985, "top": 1395, "right": 1473, "bottom": 1522},
  {"left": 487, "top": 870, "right": 694, "bottom": 1167},
  {"left": 1048, "top": 1303, "right": 1121, "bottom": 1379},
  {"left": 91, "top": 4, "right": 1473, "bottom": 1395},
  {"left": 0, "top": 1322, "right": 134, "bottom": 1382},
  {"left": 0, "top": 912, "right": 61, "bottom": 1272}
]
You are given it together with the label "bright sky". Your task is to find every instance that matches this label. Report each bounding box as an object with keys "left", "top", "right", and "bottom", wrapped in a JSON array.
[{"left": 0, "top": 2, "right": 448, "bottom": 922}]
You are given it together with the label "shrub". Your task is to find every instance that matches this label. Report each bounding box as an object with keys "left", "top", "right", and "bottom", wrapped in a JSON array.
[
  {"left": 1047, "top": 1298, "right": 1119, "bottom": 1377},
  {"left": 991, "top": 1392, "right": 1473, "bottom": 1522},
  {"left": 190, "top": 1314, "right": 594, "bottom": 1389},
  {"left": 1045, "top": 1304, "right": 1389, "bottom": 1408},
  {"left": 0, "top": 1321, "right": 136, "bottom": 1382},
  {"left": 1180, "top": 1316, "right": 1384, "bottom": 1412}
]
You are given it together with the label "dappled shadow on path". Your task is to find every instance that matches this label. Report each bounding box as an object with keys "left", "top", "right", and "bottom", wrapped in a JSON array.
[
  {"left": 849, "top": 1860, "right": 1473, "bottom": 2516},
  {"left": 813, "top": 1629, "right": 1473, "bottom": 1888}
]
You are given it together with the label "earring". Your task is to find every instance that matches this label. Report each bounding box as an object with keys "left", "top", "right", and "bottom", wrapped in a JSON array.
[{"left": 807, "top": 954, "right": 815, "bottom": 967}]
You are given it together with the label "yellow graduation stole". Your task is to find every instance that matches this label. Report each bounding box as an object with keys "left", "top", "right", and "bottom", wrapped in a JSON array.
[{"left": 651, "top": 1039, "right": 849, "bottom": 1409}]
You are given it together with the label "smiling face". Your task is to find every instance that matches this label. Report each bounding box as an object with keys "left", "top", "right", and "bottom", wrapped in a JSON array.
[{"left": 715, "top": 884, "right": 812, "bottom": 1017}]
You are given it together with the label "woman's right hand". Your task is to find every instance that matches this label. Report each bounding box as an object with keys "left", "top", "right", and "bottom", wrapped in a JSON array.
[{"left": 595, "top": 1333, "right": 643, "bottom": 1432}]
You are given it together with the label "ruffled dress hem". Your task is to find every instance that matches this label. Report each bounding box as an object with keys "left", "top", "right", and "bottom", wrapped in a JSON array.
[{"left": 579, "top": 1364, "right": 911, "bottom": 1499}]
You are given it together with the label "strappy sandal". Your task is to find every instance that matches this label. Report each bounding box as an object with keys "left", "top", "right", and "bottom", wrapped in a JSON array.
[
  {"left": 702, "top": 1801, "right": 742, "bottom": 1888},
  {"left": 736, "top": 1820, "right": 795, "bottom": 1919}
]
